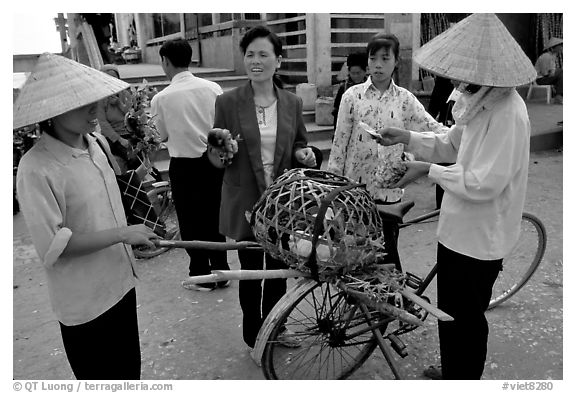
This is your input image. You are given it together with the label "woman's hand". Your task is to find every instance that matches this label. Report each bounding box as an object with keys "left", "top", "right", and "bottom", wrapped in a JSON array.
[
  {"left": 119, "top": 224, "right": 159, "bottom": 247},
  {"left": 375, "top": 127, "right": 411, "bottom": 146},
  {"left": 294, "top": 147, "right": 317, "bottom": 168},
  {"left": 391, "top": 161, "right": 432, "bottom": 188},
  {"left": 207, "top": 145, "right": 227, "bottom": 169}
]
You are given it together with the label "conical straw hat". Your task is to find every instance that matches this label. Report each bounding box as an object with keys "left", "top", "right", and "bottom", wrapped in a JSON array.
[
  {"left": 13, "top": 53, "right": 130, "bottom": 129},
  {"left": 543, "top": 37, "right": 562, "bottom": 51},
  {"left": 413, "top": 13, "right": 537, "bottom": 87}
]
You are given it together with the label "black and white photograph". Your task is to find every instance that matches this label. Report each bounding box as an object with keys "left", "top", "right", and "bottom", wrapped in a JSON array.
[{"left": 10, "top": 6, "right": 566, "bottom": 391}]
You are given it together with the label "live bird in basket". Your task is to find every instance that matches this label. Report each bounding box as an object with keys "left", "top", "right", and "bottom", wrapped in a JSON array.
[{"left": 289, "top": 207, "right": 336, "bottom": 262}]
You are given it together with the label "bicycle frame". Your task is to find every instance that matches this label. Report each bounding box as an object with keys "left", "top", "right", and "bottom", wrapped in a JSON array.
[{"left": 380, "top": 208, "right": 441, "bottom": 298}]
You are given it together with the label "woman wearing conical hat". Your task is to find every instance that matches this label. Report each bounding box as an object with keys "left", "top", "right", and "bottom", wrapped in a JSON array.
[
  {"left": 374, "top": 14, "right": 536, "bottom": 380},
  {"left": 14, "top": 53, "right": 158, "bottom": 379},
  {"left": 534, "top": 37, "right": 563, "bottom": 104}
]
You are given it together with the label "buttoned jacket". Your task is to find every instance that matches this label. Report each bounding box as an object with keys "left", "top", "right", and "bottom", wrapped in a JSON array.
[{"left": 214, "top": 82, "right": 308, "bottom": 240}]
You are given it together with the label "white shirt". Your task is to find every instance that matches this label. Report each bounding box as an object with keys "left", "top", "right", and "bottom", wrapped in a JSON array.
[
  {"left": 534, "top": 52, "right": 557, "bottom": 78},
  {"left": 150, "top": 71, "right": 223, "bottom": 158},
  {"left": 256, "top": 101, "right": 278, "bottom": 187},
  {"left": 16, "top": 133, "right": 136, "bottom": 325},
  {"left": 407, "top": 90, "right": 530, "bottom": 260},
  {"left": 328, "top": 77, "right": 447, "bottom": 202}
]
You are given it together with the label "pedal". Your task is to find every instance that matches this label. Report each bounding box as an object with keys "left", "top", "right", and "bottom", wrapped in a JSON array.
[
  {"left": 404, "top": 272, "right": 423, "bottom": 290},
  {"left": 387, "top": 333, "right": 408, "bottom": 358}
]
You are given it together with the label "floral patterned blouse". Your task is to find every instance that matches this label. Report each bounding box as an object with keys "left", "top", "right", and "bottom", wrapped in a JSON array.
[{"left": 327, "top": 77, "right": 448, "bottom": 202}]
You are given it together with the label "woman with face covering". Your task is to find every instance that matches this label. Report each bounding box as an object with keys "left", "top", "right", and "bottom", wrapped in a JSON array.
[
  {"left": 14, "top": 53, "right": 158, "bottom": 379},
  {"left": 207, "top": 25, "right": 316, "bottom": 355},
  {"left": 375, "top": 14, "right": 536, "bottom": 380}
]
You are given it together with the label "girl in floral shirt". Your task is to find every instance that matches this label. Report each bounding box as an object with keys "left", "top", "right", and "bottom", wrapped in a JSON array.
[{"left": 328, "top": 33, "right": 447, "bottom": 203}]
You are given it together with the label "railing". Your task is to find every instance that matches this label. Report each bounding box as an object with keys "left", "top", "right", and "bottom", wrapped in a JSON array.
[
  {"left": 329, "top": 14, "right": 385, "bottom": 83},
  {"left": 265, "top": 14, "right": 308, "bottom": 84},
  {"left": 264, "top": 13, "right": 387, "bottom": 86}
]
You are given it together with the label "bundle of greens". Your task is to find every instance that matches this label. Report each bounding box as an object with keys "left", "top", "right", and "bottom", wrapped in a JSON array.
[
  {"left": 123, "top": 81, "right": 162, "bottom": 156},
  {"left": 207, "top": 128, "right": 239, "bottom": 167}
]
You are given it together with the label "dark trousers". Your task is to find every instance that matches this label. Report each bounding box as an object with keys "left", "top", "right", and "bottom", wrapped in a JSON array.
[
  {"left": 536, "top": 69, "right": 563, "bottom": 96},
  {"left": 436, "top": 243, "right": 502, "bottom": 379},
  {"left": 169, "top": 154, "right": 229, "bottom": 276},
  {"left": 237, "top": 247, "right": 287, "bottom": 348},
  {"left": 59, "top": 288, "right": 141, "bottom": 380}
]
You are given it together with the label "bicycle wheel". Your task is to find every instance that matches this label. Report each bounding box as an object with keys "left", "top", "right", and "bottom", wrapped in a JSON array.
[
  {"left": 488, "top": 213, "right": 546, "bottom": 309},
  {"left": 133, "top": 185, "right": 180, "bottom": 259},
  {"left": 261, "top": 279, "right": 390, "bottom": 380}
]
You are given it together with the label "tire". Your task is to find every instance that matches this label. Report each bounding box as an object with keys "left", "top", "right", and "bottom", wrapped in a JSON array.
[
  {"left": 133, "top": 185, "right": 180, "bottom": 259},
  {"left": 488, "top": 213, "right": 547, "bottom": 309},
  {"left": 261, "top": 280, "right": 388, "bottom": 380}
]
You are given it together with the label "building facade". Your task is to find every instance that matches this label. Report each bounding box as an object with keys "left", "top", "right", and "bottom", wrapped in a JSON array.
[
  {"left": 112, "top": 13, "right": 421, "bottom": 93},
  {"left": 41, "top": 13, "right": 560, "bottom": 96}
]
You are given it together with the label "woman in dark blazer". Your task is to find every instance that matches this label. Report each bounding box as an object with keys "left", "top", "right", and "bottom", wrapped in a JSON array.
[{"left": 210, "top": 26, "right": 316, "bottom": 351}]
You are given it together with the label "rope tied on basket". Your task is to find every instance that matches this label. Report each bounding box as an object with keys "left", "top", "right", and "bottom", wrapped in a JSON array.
[{"left": 306, "top": 183, "right": 364, "bottom": 281}]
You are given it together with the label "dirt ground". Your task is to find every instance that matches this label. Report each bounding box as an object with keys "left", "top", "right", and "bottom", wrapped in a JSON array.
[{"left": 13, "top": 149, "right": 563, "bottom": 381}]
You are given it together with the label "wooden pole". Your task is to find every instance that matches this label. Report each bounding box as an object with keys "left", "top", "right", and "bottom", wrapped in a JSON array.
[
  {"left": 400, "top": 289, "right": 454, "bottom": 322},
  {"left": 155, "top": 239, "right": 261, "bottom": 251},
  {"left": 373, "top": 271, "right": 453, "bottom": 322},
  {"left": 183, "top": 269, "right": 310, "bottom": 285},
  {"left": 335, "top": 280, "right": 424, "bottom": 327}
]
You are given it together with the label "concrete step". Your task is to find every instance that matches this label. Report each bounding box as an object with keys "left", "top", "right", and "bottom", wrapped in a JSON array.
[
  {"left": 118, "top": 64, "right": 238, "bottom": 84},
  {"left": 306, "top": 122, "right": 334, "bottom": 143},
  {"left": 132, "top": 75, "right": 249, "bottom": 92},
  {"left": 302, "top": 110, "right": 316, "bottom": 123}
]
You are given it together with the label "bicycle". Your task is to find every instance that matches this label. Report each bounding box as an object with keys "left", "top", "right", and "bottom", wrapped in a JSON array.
[
  {"left": 166, "top": 190, "right": 546, "bottom": 379},
  {"left": 251, "top": 201, "right": 546, "bottom": 379}
]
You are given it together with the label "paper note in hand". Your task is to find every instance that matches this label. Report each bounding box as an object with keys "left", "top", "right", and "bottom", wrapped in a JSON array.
[{"left": 359, "top": 122, "right": 382, "bottom": 141}]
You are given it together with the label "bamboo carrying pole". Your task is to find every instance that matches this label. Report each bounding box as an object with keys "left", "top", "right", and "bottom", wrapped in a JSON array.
[
  {"left": 183, "top": 269, "right": 453, "bottom": 322},
  {"left": 399, "top": 289, "right": 454, "bottom": 322},
  {"left": 334, "top": 280, "right": 424, "bottom": 327},
  {"left": 162, "top": 238, "right": 454, "bottom": 323},
  {"left": 155, "top": 240, "right": 261, "bottom": 251},
  {"left": 183, "top": 269, "right": 310, "bottom": 285}
]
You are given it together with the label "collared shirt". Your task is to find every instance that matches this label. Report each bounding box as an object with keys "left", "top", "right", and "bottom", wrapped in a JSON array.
[
  {"left": 328, "top": 77, "right": 447, "bottom": 202},
  {"left": 150, "top": 71, "right": 223, "bottom": 158},
  {"left": 407, "top": 90, "right": 530, "bottom": 260},
  {"left": 16, "top": 133, "right": 136, "bottom": 326},
  {"left": 534, "top": 52, "right": 557, "bottom": 78}
]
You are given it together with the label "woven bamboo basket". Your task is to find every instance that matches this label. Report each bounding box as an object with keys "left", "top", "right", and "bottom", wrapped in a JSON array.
[{"left": 250, "top": 168, "right": 386, "bottom": 280}]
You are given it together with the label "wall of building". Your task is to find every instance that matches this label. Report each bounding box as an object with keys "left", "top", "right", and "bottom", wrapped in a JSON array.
[
  {"left": 13, "top": 55, "right": 41, "bottom": 73},
  {"left": 112, "top": 13, "right": 547, "bottom": 94},
  {"left": 385, "top": 13, "right": 419, "bottom": 89}
]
